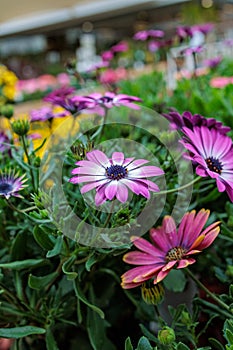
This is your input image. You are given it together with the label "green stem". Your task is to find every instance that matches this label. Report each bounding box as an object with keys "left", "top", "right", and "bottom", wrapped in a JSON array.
[
  {"left": 21, "top": 135, "right": 36, "bottom": 192},
  {"left": 157, "top": 176, "right": 201, "bottom": 195},
  {"left": 103, "top": 201, "right": 115, "bottom": 228},
  {"left": 185, "top": 268, "right": 232, "bottom": 315},
  {"left": 92, "top": 107, "right": 108, "bottom": 144}
]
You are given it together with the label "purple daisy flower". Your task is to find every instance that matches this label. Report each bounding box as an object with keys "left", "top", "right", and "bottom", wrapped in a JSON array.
[
  {"left": 121, "top": 209, "right": 220, "bottom": 289},
  {"left": 192, "top": 23, "right": 214, "bottom": 35},
  {"left": 43, "top": 87, "right": 87, "bottom": 115},
  {"left": 176, "top": 26, "right": 194, "bottom": 41},
  {"left": 30, "top": 106, "right": 69, "bottom": 122},
  {"left": 0, "top": 170, "right": 27, "bottom": 199},
  {"left": 70, "top": 150, "right": 164, "bottom": 205},
  {"left": 163, "top": 110, "right": 231, "bottom": 135},
  {"left": 203, "top": 56, "right": 222, "bottom": 69},
  {"left": 76, "top": 92, "right": 142, "bottom": 109},
  {"left": 181, "top": 45, "right": 203, "bottom": 56},
  {"left": 180, "top": 126, "right": 233, "bottom": 202},
  {"left": 0, "top": 131, "right": 10, "bottom": 153}
]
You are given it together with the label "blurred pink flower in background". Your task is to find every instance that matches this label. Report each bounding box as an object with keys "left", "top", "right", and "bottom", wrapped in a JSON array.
[
  {"left": 0, "top": 338, "right": 13, "bottom": 350},
  {"left": 16, "top": 73, "right": 71, "bottom": 96},
  {"left": 210, "top": 76, "right": 233, "bottom": 88},
  {"left": 99, "top": 67, "right": 127, "bottom": 85}
]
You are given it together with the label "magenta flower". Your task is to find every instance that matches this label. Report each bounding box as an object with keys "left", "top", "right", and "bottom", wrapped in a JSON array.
[
  {"left": 111, "top": 41, "right": 128, "bottom": 53},
  {"left": 43, "top": 87, "right": 89, "bottom": 115},
  {"left": 30, "top": 106, "right": 69, "bottom": 122},
  {"left": 75, "top": 92, "right": 142, "bottom": 115},
  {"left": 180, "top": 126, "right": 233, "bottom": 202},
  {"left": 192, "top": 23, "right": 214, "bottom": 35},
  {"left": 148, "top": 41, "right": 162, "bottom": 52},
  {"left": 133, "top": 29, "right": 164, "bottom": 41},
  {"left": 0, "top": 170, "right": 27, "bottom": 199},
  {"left": 163, "top": 110, "right": 231, "bottom": 134},
  {"left": 181, "top": 46, "right": 203, "bottom": 56},
  {"left": 121, "top": 209, "right": 220, "bottom": 289},
  {"left": 176, "top": 26, "right": 194, "bottom": 41},
  {"left": 101, "top": 51, "right": 114, "bottom": 62},
  {"left": 203, "top": 56, "right": 222, "bottom": 69},
  {"left": 70, "top": 150, "right": 164, "bottom": 205}
]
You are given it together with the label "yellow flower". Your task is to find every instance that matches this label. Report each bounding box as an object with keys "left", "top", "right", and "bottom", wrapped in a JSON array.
[
  {"left": 2, "top": 70, "right": 18, "bottom": 85},
  {"left": 2, "top": 85, "right": 16, "bottom": 101}
]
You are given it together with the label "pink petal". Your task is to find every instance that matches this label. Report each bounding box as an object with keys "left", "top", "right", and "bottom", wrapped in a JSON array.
[
  {"left": 126, "top": 159, "right": 148, "bottom": 169},
  {"left": 155, "top": 269, "right": 170, "bottom": 283},
  {"left": 131, "top": 236, "right": 164, "bottom": 257},
  {"left": 130, "top": 165, "right": 164, "bottom": 178},
  {"left": 95, "top": 186, "right": 107, "bottom": 205},
  {"left": 116, "top": 182, "right": 128, "bottom": 202},
  {"left": 197, "top": 226, "right": 220, "bottom": 250},
  {"left": 111, "top": 152, "right": 125, "bottom": 165},
  {"left": 86, "top": 150, "right": 110, "bottom": 167},
  {"left": 81, "top": 179, "right": 108, "bottom": 193},
  {"left": 177, "top": 258, "right": 196, "bottom": 268},
  {"left": 104, "top": 181, "right": 118, "bottom": 200},
  {"left": 121, "top": 265, "right": 158, "bottom": 283},
  {"left": 70, "top": 175, "right": 106, "bottom": 183},
  {"left": 123, "top": 251, "right": 163, "bottom": 265},
  {"left": 71, "top": 166, "right": 105, "bottom": 175}
]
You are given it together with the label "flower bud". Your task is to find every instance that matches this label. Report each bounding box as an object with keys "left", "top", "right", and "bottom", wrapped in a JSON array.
[
  {"left": 158, "top": 326, "right": 176, "bottom": 345},
  {"left": 1, "top": 104, "right": 14, "bottom": 119},
  {"left": 11, "top": 119, "right": 30, "bottom": 136},
  {"left": 141, "top": 281, "right": 164, "bottom": 305}
]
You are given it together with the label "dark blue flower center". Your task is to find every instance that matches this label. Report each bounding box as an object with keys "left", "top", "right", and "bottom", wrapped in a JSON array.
[
  {"left": 0, "top": 182, "right": 12, "bottom": 194},
  {"left": 106, "top": 165, "right": 128, "bottom": 180},
  {"left": 206, "top": 157, "right": 222, "bottom": 174}
]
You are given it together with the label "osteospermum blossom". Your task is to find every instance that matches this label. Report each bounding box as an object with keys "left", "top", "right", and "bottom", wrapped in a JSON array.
[
  {"left": 121, "top": 209, "right": 220, "bottom": 289},
  {"left": 0, "top": 170, "right": 27, "bottom": 199},
  {"left": 30, "top": 106, "right": 69, "bottom": 122},
  {"left": 74, "top": 92, "right": 142, "bottom": 116},
  {"left": 70, "top": 150, "right": 164, "bottom": 205},
  {"left": 180, "top": 126, "right": 233, "bottom": 202},
  {"left": 163, "top": 110, "right": 231, "bottom": 135}
]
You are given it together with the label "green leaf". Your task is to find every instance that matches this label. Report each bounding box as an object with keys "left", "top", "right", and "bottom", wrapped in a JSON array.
[
  {"left": 0, "top": 326, "right": 46, "bottom": 339},
  {"left": 137, "top": 336, "right": 153, "bottom": 350},
  {"left": 208, "top": 338, "right": 225, "bottom": 350},
  {"left": 62, "top": 255, "right": 78, "bottom": 280},
  {"left": 46, "top": 235, "right": 63, "bottom": 258},
  {"left": 163, "top": 269, "right": 186, "bottom": 292},
  {"left": 0, "top": 259, "right": 47, "bottom": 270},
  {"left": 85, "top": 253, "right": 99, "bottom": 272},
  {"left": 45, "top": 328, "right": 59, "bottom": 350},
  {"left": 87, "top": 286, "right": 116, "bottom": 350},
  {"left": 11, "top": 232, "right": 27, "bottom": 261},
  {"left": 33, "top": 225, "right": 55, "bottom": 250},
  {"left": 226, "top": 329, "right": 233, "bottom": 345},
  {"left": 176, "top": 343, "right": 190, "bottom": 350},
  {"left": 28, "top": 271, "right": 59, "bottom": 290},
  {"left": 125, "top": 337, "right": 133, "bottom": 350},
  {"left": 73, "top": 280, "right": 104, "bottom": 319}
]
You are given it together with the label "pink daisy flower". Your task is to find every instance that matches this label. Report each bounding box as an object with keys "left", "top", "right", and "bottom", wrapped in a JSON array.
[
  {"left": 70, "top": 150, "right": 164, "bottom": 205},
  {"left": 180, "top": 126, "right": 233, "bottom": 202},
  {"left": 121, "top": 209, "right": 220, "bottom": 289}
]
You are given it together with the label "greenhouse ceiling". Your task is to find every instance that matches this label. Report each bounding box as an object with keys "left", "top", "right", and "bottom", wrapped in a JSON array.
[{"left": 0, "top": 0, "right": 190, "bottom": 37}]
